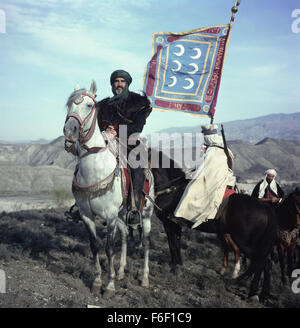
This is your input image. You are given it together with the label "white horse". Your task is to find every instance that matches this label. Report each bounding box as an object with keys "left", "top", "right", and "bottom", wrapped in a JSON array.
[{"left": 63, "top": 80, "right": 154, "bottom": 297}]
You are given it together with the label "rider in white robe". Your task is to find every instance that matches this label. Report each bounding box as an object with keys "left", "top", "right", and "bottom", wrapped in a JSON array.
[{"left": 174, "top": 124, "right": 236, "bottom": 229}]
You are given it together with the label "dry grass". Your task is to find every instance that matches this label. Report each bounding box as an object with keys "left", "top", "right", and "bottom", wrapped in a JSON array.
[{"left": 50, "top": 188, "right": 73, "bottom": 207}]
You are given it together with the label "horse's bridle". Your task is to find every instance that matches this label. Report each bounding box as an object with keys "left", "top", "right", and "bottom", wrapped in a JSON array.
[{"left": 65, "top": 93, "right": 106, "bottom": 153}]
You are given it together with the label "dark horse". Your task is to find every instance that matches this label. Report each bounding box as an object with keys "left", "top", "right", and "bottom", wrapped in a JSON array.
[
  {"left": 276, "top": 188, "right": 300, "bottom": 285},
  {"left": 150, "top": 149, "right": 278, "bottom": 301},
  {"left": 216, "top": 194, "right": 277, "bottom": 301}
]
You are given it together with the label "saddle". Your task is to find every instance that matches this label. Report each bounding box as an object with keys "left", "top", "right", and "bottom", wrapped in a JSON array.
[
  {"left": 121, "top": 167, "right": 152, "bottom": 212},
  {"left": 223, "top": 186, "right": 236, "bottom": 200}
]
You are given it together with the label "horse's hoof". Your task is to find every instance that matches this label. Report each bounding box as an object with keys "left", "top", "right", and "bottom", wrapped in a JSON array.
[
  {"left": 141, "top": 279, "right": 149, "bottom": 288},
  {"left": 103, "top": 289, "right": 115, "bottom": 299},
  {"left": 280, "top": 279, "right": 287, "bottom": 287},
  {"left": 136, "top": 242, "right": 143, "bottom": 249},
  {"left": 232, "top": 272, "right": 239, "bottom": 279},
  {"left": 249, "top": 295, "right": 259, "bottom": 302},
  {"left": 117, "top": 272, "right": 125, "bottom": 280},
  {"left": 220, "top": 269, "right": 226, "bottom": 276},
  {"left": 170, "top": 265, "right": 183, "bottom": 277},
  {"left": 91, "top": 283, "right": 102, "bottom": 296}
]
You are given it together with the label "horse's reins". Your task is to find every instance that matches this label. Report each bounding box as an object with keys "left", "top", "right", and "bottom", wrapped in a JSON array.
[
  {"left": 65, "top": 93, "right": 118, "bottom": 196},
  {"left": 115, "top": 135, "right": 190, "bottom": 200},
  {"left": 65, "top": 98, "right": 188, "bottom": 211},
  {"left": 65, "top": 93, "right": 107, "bottom": 153}
]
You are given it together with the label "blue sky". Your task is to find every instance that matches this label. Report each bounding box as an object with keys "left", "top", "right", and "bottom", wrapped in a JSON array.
[{"left": 0, "top": 0, "right": 299, "bottom": 142}]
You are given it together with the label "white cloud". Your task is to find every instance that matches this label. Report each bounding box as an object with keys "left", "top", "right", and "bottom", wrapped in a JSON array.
[
  {"left": 2, "top": 0, "right": 151, "bottom": 34},
  {"left": 2, "top": 0, "right": 150, "bottom": 81},
  {"left": 250, "top": 64, "right": 287, "bottom": 76}
]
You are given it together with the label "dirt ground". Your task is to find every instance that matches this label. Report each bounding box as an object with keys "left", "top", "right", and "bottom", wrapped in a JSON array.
[{"left": 0, "top": 207, "right": 300, "bottom": 309}]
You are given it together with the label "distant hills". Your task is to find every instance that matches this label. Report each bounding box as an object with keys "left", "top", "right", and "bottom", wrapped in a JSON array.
[
  {"left": 0, "top": 138, "right": 50, "bottom": 145},
  {"left": 158, "top": 112, "right": 300, "bottom": 144},
  {"left": 0, "top": 136, "right": 76, "bottom": 170},
  {"left": 0, "top": 135, "right": 299, "bottom": 195},
  {"left": 0, "top": 137, "right": 75, "bottom": 194},
  {"left": 228, "top": 138, "right": 300, "bottom": 183},
  {"left": 0, "top": 112, "right": 299, "bottom": 194}
]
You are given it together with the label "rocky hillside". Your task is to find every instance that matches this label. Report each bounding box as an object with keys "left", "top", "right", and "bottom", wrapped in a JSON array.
[
  {"left": 0, "top": 137, "right": 75, "bottom": 195},
  {"left": 0, "top": 208, "right": 299, "bottom": 308},
  {"left": 159, "top": 112, "right": 300, "bottom": 144},
  {"left": 0, "top": 135, "right": 299, "bottom": 195},
  {"left": 0, "top": 163, "right": 73, "bottom": 195},
  {"left": 0, "top": 136, "right": 76, "bottom": 169},
  {"left": 228, "top": 138, "right": 300, "bottom": 183}
]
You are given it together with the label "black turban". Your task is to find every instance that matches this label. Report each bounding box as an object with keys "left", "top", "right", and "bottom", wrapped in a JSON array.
[{"left": 110, "top": 70, "right": 132, "bottom": 86}]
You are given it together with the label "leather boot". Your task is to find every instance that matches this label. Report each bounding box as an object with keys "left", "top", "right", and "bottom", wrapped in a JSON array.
[{"left": 126, "top": 167, "right": 145, "bottom": 226}]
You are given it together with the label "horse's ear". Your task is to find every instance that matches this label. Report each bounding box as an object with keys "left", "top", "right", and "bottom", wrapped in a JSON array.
[
  {"left": 89, "top": 80, "right": 97, "bottom": 97},
  {"left": 74, "top": 83, "right": 80, "bottom": 91}
]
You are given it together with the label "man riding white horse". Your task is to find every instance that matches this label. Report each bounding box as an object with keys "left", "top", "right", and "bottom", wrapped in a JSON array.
[
  {"left": 172, "top": 124, "right": 236, "bottom": 228},
  {"left": 66, "top": 71, "right": 152, "bottom": 227},
  {"left": 96, "top": 70, "right": 152, "bottom": 226}
]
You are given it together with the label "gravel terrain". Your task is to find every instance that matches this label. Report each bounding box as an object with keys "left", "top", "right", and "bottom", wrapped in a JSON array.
[{"left": 0, "top": 206, "right": 300, "bottom": 309}]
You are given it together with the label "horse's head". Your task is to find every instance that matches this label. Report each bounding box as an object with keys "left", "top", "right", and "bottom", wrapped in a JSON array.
[
  {"left": 282, "top": 187, "right": 300, "bottom": 229},
  {"left": 293, "top": 187, "right": 300, "bottom": 210},
  {"left": 290, "top": 187, "right": 300, "bottom": 206},
  {"left": 64, "top": 80, "right": 97, "bottom": 144}
]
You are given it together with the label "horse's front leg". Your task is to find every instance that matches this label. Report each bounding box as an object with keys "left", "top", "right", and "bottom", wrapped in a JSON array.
[
  {"left": 116, "top": 218, "right": 128, "bottom": 281},
  {"left": 220, "top": 235, "right": 229, "bottom": 276},
  {"left": 225, "top": 234, "right": 241, "bottom": 279},
  {"left": 248, "top": 268, "right": 263, "bottom": 301},
  {"left": 287, "top": 241, "right": 297, "bottom": 280},
  {"left": 161, "top": 216, "right": 182, "bottom": 273},
  {"left": 104, "top": 219, "right": 117, "bottom": 297},
  {"left": 141, "top": 217, "right": 151, "bottom": 288},
  {"left": 260, "top": 256, "right": 272, "bottom": 303},
  {"left": 81, "top": 215, "right": 102, "bottom": 295},
  {"left": 277, "top": 243, "right": 287, "bottom": 285}
]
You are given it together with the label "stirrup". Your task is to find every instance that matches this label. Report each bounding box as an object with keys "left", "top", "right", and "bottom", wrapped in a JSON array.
[
  {"left": 126, "top": 209, "right": 142, "bottom": 228},
  {"left": 64, "top": 204, "right": 82, "bottom": 224}
]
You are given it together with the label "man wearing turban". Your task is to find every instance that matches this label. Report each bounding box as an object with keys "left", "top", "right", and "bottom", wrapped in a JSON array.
[
  {"left": 251, "top": 169, "right": 284, "bottom": 204},
  {"left": 96, "top": 70, "right": 152, "bottom": 226},
  {"left": 173, "top": 124, "right": 236, "bottom": 229}
]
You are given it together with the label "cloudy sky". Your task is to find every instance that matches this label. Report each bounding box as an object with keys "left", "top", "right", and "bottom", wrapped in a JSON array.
[{"left": 0, "top": 0, "right": 299, "bottom": 142}]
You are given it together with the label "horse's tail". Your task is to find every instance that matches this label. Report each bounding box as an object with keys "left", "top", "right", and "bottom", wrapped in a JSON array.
[{"left": 237, "top": 206, "right": 277, "bottom": 281}]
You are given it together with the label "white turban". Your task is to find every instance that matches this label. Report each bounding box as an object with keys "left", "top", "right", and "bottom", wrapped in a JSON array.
[
  {"left": 201, "top": 124, "right": 224, "bottom": 147},
  {"left": 265, "top": 169, "right": 277, "bottom": 176},
  {"left": 258, "top": 168, "right": 278, "bottom": 198}
]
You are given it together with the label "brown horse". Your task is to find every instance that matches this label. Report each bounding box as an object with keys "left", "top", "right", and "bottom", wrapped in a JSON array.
[
  {"left": 215, "top": 194, "right": 278, "bottom": 301},
  {"left": 276, "top": 188, "right": 300, "bottom": 285},
  {"left": 151, "top": 149, "right": 278, "bottom": 302}
]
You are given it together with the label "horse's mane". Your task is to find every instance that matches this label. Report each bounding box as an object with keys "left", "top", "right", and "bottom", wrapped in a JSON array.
[
  {"left": 282, "top": 188, "right": 300, "bottom": 206},
  {"left": 148, "top": 148, "right": 186, "bottom": 177},
  {"left": 66, "top": 88, "right": 87, "bottom": 109}
]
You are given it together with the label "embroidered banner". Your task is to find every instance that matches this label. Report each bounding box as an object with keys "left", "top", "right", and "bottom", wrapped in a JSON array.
[{"left": 143, "top": 25, "right": 230, "bottom": 118}]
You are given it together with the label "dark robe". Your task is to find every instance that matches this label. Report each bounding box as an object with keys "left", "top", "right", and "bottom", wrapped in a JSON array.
[
  {"left": 96, "top": 91, "right": 152, "bottom": 138},
  {"left": 251, "top": 179, "right": 284, "bottom": 199}
]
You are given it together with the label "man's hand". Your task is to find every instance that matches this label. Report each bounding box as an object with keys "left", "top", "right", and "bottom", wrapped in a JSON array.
[
  {"left": 271, "top": 197, "right": 280, "bottom": 203},
  {"left": 106, "top": 125, "right": 117, "bottom": 138},
  {"left": 261, "top": 197, "right": 279, "bottom": 203}
]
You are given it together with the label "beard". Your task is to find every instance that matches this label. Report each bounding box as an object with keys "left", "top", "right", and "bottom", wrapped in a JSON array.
[
  {"left": 108, "top": 83, "right": 129, "bottom": 107},
  {"left": 115, "top": 87, "right": 123, "bottom": 95}
]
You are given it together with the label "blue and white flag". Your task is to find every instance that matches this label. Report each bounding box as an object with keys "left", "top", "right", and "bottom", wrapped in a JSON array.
[{"left": 143, "top": 25, "right": 230, "bottom": 118}]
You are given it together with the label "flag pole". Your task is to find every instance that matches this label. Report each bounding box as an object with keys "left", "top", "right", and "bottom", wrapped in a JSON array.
[{"left": 210, "top": 0, "right": 241, "bottom": 124}]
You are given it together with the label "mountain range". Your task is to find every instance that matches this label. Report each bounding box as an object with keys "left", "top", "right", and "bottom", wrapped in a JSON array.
[
  {"left": 158, "top": 112, "right": 300, "bottom": 144},
  {"left": 0, "top": 136, "right": 299, "bottom": 195},
  {"left": 0, "top": 112, "right": 299, "bottom": 195}
]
